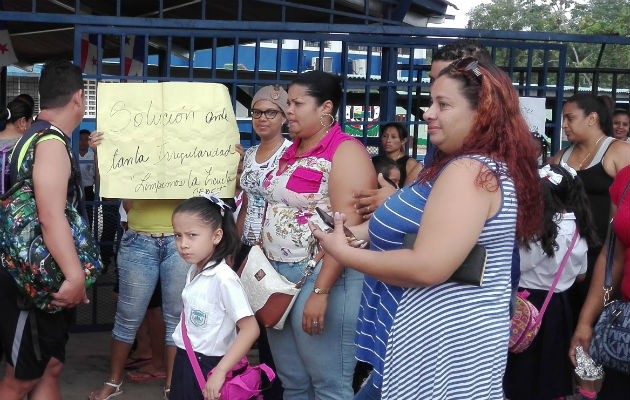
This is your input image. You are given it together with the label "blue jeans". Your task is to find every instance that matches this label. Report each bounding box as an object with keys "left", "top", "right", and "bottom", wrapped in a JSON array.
[
  {"left": 112, "top": 230, "right": 189, "bottom": 346},
  {"left": 266, "top": 259, "right": 363, "bottom": 400},
  {"left": 354, "top": 372, "right": 381, "bottom": 400}
]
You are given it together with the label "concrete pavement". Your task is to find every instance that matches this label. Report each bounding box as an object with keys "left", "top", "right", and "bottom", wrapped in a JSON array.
[{"left": 1, "top": 330, "right": 260, "bottom": 400}]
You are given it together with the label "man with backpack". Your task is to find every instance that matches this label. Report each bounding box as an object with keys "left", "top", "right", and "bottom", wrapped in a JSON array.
[{"left": 0, "top": 59, "right": 89, "bottom": 400}]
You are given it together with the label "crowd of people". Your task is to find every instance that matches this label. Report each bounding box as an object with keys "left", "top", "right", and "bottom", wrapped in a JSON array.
[{"left": 0, "top": 38, "right": 629, "bottom": 400}]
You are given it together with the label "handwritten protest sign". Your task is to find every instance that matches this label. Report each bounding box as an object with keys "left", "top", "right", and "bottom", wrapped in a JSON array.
[
  {"left": 96, "top": 82, "right": 240, "bottom": 199},
  {"left": 519, "top": 97, "right": 547, "bottom": 135}
]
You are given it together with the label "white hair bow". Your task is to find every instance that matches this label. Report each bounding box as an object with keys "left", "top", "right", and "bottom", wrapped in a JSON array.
[
  {"left": 559, "top": 162, "right": 577, "bottom": 179},
  {"left": 198, "top": 193, "right": 228, "bottom": 216},
  {"left": 538, "top": 164, "right": 563, "bottom": 185}
]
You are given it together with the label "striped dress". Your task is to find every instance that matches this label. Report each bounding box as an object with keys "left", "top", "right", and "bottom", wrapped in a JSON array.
[{"left": 355, "top": 155, "right": 516, "bottom": 400}]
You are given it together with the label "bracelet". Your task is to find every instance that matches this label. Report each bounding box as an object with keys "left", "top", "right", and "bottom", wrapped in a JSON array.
[{"left": 313, "top": 287, "right": 330, "bottom": 294}]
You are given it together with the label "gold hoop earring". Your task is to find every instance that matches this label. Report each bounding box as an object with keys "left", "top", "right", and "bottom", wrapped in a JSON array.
[{"left": 320, "top": 113, "right": 335, "bottom": 128}]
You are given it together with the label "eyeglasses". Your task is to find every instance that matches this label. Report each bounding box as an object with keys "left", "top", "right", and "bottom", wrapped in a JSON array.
[
  {"left": 251, "top": 109, "right": 280, "bottom": 119},
  {"left": 453, "top": 57, "right": 483, "bottom": 84}
]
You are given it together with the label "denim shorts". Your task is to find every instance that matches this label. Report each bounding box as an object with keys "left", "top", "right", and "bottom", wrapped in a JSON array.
[{"left": 112, "top": 229, "right": 189, "bottom": 346}]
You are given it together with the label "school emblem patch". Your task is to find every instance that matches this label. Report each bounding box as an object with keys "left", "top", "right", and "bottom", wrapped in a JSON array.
[{"left": 190, "top": 309, "right": 207, "bottom": 327}]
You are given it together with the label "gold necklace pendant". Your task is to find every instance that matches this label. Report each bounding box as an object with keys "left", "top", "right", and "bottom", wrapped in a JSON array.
[{"left": 577, "top": 135, "right": 605, "bottom": 170}]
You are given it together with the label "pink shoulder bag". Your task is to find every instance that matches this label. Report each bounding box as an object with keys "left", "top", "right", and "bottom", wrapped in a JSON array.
[
  {"left": 509, "top": 229, "right": 579, "bottom": 353},
  {"left": 181, "top": 309, "right": 276, "bottom": 400}
]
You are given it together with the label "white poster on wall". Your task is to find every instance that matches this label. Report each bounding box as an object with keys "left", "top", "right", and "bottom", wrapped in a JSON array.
[{"left": 519, "top": 97, "right": 547, "bottom": 135}]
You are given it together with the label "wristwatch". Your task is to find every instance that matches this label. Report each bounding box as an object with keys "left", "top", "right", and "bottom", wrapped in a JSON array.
[{"left": 313, "top": 287, "right": 331, "bottom": 294}]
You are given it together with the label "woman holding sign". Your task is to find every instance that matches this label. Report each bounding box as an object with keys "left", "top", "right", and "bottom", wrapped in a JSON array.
[
  {"left": 258, "top": 71, "right": 376, "bottom": 399},
  {"left": 88, "top": 198, "right": 189, "bottom": 400}
]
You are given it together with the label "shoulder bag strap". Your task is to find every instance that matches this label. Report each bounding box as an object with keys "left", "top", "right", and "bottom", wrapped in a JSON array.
[
  {"left": 9, "top": 126, "right": 79, "bottom": 192},
  {"left": 603, "top": 177, "right": 630, "bottom": 296},
  {"left": 256, "top": 202, "right": 268, "bottom": 246},
  {"left": 534, "top": 228, "right": 580, "bottom": 327},
  {"left": 9, "top": 121, "right": 59, "bottom": 182},
  {"left": 180, "top": 307, "right": 208, "bottom": 395},
  {"left": 258, "top": 200, "right": 325, "bottom": 288}
]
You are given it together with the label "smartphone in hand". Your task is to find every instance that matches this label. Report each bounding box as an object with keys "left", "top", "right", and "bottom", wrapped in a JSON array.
[{"left": 315, "top": 207, "right": 356, "bottom": 239}]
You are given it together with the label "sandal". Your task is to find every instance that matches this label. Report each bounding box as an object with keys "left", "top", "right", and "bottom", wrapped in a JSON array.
[
  {"left": 126, "top": 367, "right": 166, "bottom": 382},
  {"left": 124, "top": 356, "right": 152, "bottom": 369},
  {"left": 88, "top": 380, "right": 123, "bottom": 400},
  {"left": 163, "top": 387, "right": 171, "bottom": 400}
]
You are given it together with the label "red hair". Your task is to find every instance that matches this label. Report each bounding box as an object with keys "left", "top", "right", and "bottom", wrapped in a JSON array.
[{"left": 420, "top": 61, "right": 543, "bottom": 243}]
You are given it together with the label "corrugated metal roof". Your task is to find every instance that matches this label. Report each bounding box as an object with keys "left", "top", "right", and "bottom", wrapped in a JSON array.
[{"left": 2, "top": 0, "right": 451, "bottom": 65}]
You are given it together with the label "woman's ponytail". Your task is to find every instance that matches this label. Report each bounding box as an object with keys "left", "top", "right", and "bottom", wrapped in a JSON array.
[{"left": 0, "top": 100, "right": 34, "bottom": 125}]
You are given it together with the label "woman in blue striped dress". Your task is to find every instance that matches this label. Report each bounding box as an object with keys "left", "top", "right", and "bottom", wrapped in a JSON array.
[{"left": 311, "top": 58, "right": 543, "bottom": 400}]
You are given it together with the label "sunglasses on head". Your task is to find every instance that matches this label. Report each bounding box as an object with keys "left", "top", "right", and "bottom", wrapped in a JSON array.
[{"left": 452, "top": 57, "right": 483, "bottom": 84}]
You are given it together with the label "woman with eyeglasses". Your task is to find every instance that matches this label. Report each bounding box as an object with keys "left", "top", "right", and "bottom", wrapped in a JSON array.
[
  {"left": 236, "top": 85, "right": 292, "bottom": 266},
  {"left": 234, "top": 85, "right": 291, "bottom": 399},
  {"left": 259, "top": 70, "right": 376, "bottom": 399},
  {"left": 311, "top": 58, "right": 543, "bottom": 399}
]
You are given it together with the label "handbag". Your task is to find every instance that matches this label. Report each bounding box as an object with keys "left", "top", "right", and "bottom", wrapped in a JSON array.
[
  {"left": 180, "top": 308, "right": 276, "bottom": 400},
  {"left": 0, "top": 125, "right": 102, "bottom": 313},
  {"left": 237, "top": 202, "right": 324, "bottom": 329},
  {"left": 589, "top": 178, "right": 630, "bottom": 374},
  {"left": 509, "top": 229, "right": 579, "bottom": 353},
  {"left": 238, "top": 243, "right": 324, "bottom": 329}
]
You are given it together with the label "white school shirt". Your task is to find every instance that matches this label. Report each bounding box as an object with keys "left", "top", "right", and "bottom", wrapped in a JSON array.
[
  {"left": 172, "top": 259, "right": 254, "bottom": 356},
  {"left": 519, "top": 212, "right": 588, "bottom": 293}
]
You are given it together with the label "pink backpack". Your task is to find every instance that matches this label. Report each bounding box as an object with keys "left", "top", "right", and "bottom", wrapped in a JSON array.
[
  {"left": 509, "top": 229, "right": 578, "bottom": 353},
  {"left": 181, "top": 308, "right": 276, "bottom": 400},
  {"left": 207, "top": 357, "right": 275, "bottom": 400}
]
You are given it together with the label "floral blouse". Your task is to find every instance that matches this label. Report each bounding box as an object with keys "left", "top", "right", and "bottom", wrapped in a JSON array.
[{"left": 261, "top": 123, "right": 362, "bottom": 262}]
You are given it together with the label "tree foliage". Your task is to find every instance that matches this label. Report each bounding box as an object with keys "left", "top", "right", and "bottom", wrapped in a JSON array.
[{"left": 467, "top": 0, "right": 629, "bottom": 88}]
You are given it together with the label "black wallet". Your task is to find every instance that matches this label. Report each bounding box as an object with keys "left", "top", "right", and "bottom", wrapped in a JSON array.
[{"left": 402, "top": 233, "right": 487, "bottom": 286}]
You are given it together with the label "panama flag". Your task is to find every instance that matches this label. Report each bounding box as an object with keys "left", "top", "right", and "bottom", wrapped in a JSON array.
[
  {"left": 124, "top": 35, "right": 145, "bottom": 77},
  {"left": 80, "top": 34, "right": 98, "bottom": 74},
  {"left": 0, "top": 25, "right": 17, "bottom": 67}
]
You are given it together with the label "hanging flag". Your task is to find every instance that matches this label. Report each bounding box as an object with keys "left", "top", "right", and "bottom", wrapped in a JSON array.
[
  {"left": 0, "top": 1, "right": 18, "bottom": 68},
  {"left": 124, "top": 35, "right": 145, "bottom": 77},
  {"left": 0, "top": 28, "right": 17, "bottom": 67},
  {"left": 81, "top": 33, "right": 99, "bottom": 74}
]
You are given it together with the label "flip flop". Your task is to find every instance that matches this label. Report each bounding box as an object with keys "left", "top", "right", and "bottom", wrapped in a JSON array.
[
  {"left": 126, "top": 369, "right": 166, "bottom": 382},
  {"left": 124, "top": 356, "right": 152, "bottom": 369}
]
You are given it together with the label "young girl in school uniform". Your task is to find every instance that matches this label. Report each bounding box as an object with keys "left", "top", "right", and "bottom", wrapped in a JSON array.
[
  {"left": 504, "top": 163, "right": 599, "bottom": 400},
  {"left": 169, "top": 195, "right": 259, "bottom": 400}
]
